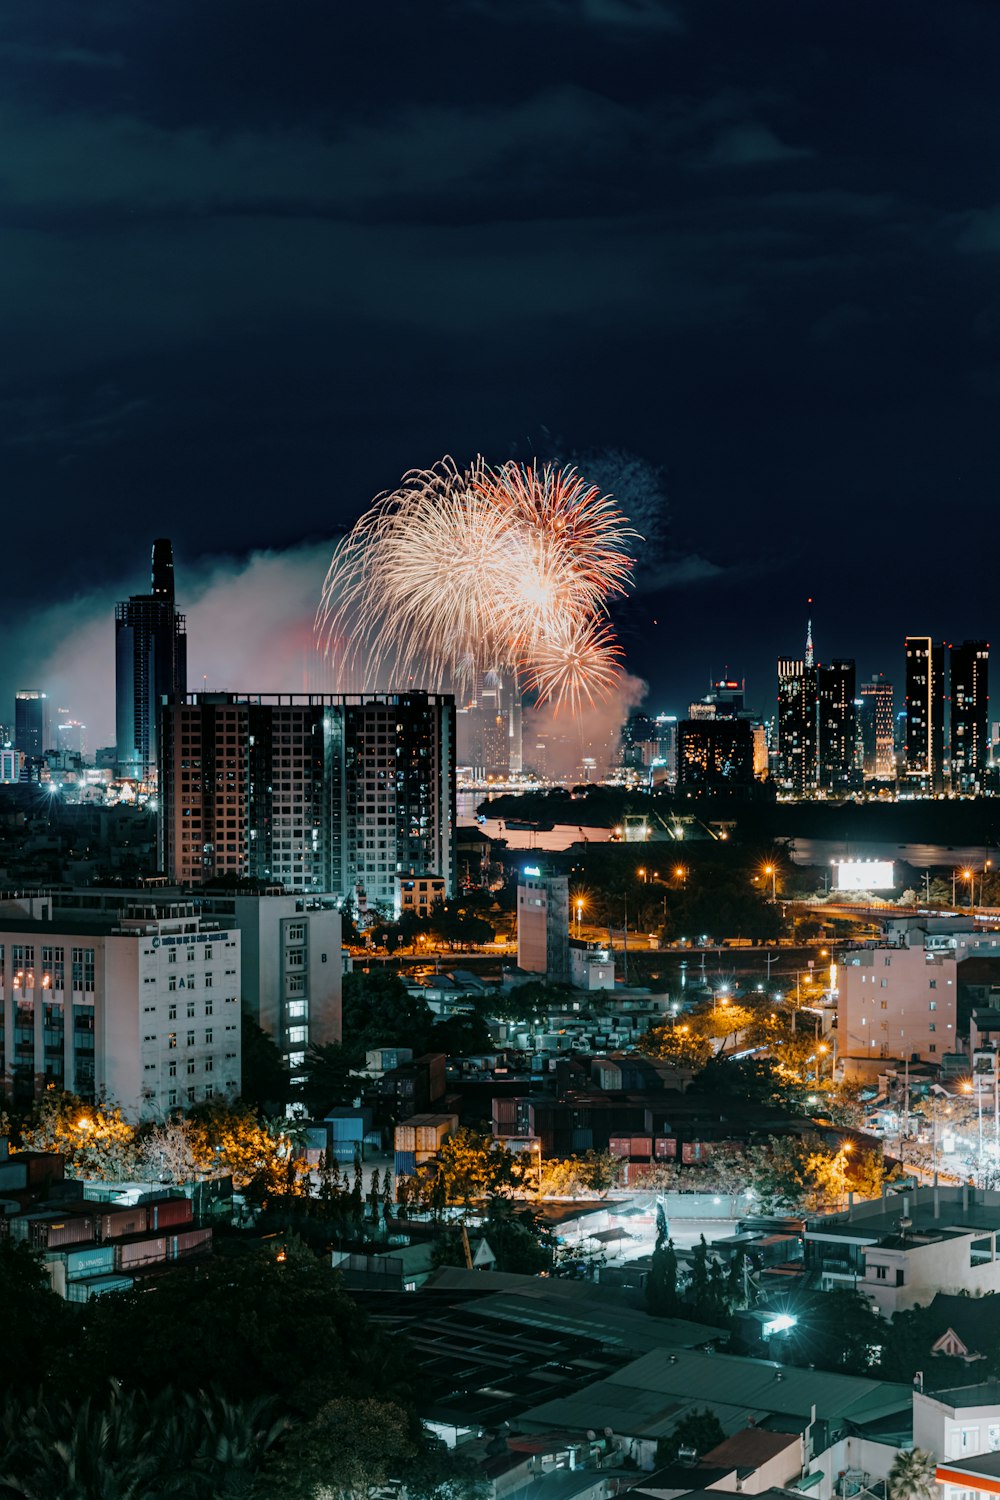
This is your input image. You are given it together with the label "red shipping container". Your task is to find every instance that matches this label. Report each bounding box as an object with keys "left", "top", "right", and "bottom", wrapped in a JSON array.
[
  {"left": 681, "top": 1141, "right": 714, "bottom": 1164},
  {"left": 34, "top": 1216, "right": 95, "bottom": 1250},
  {"left": 630, "top": 1136, "right": 653, "bottom": 1159},
  {"left": 609, "top": 1137, "right": 631, "bottom": 1158},
  {"left": 150, "top": 1198, "right": 192, "bottom": 1231},
  {"left": 655, "top": 1137, "right": 677, "bottom": 1159},
  {"left": 97, "top": 1207, "right": 149, "bottom": 1242},
  {"left": 170, "top": 1227, "right": 212, "bottom": 1259},
  {"left": 114, "top": 1236, "right": 167, "bottom": 1270}
]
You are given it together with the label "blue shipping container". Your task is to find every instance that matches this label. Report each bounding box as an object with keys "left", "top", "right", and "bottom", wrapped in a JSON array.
[
  {"left": 394, "top": 1151, "right": 416, "bottom": 1178},
  {"left": 328, "top": 1117, "right": 365, "bottom": 1141},
  {"left": 331, "top": 1141, "right": 358, "bottom": 1163},
  {"left": 64, "top": 1245, "right": 116, "bottom": 1281},
  {"left": 66, "top": 1273, "right": 133, "bottom": 1303}
]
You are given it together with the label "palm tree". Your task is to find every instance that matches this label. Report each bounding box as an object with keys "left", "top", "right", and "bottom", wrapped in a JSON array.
[{"left": 888, "top": 1448, "right": 937, "bottom": 1500}]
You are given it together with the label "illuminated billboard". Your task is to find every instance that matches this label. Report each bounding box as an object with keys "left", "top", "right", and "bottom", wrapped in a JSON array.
[{"left": 832, "top": 859, "right": 895, "bottom": 892}]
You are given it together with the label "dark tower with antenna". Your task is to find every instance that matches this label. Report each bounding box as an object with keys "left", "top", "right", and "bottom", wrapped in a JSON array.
[{"left": 115, "top": 539, "right": 187, "bottom": 781}]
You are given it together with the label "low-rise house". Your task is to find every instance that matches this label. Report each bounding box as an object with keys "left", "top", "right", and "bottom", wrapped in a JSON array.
[
  {"left": 936, "top": 1449, "right": 1000, "bottom": 1500},
  {"left": 805, "top": 1186, "right": 1000, "bottom": 1314},
  {"left": 915, "top": 1381, "right": 1000, "bottom": 1463},
  {"left": 513, "top": 1345, "right": 913, "bottom": 1487}
]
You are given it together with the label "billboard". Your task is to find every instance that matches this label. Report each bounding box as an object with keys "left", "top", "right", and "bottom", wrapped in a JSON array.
[{"left": 832, "top": 859, "right": 895, "bottom": 892}]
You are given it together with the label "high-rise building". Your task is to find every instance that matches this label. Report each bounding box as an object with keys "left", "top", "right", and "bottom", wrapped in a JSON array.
[
  {"left": 15, "top": 691, "right": 48, "bottom": 759},
  {"left": 858, "top": 675, "right": 895, "bottom": 781},
  {"left": 904, "top": 636, "right": 945, "bottom": 792},
  {"left": 817, "top": 659, "right": 857, "bottom": 791},
  {"left": 115, "top": 539, "right": 187, "bottom": 780},
  {"left": 159, "top": 691, "right": 455, "bottom": 911},
  {"left": 950, "top": 640, "right": 989, "bottom": 793},
  {"left": 777, "top": 648, "right": 818, "bottom": 795},
  {"left": 676, "top": 718, "right": 754, "bottom": 792}
]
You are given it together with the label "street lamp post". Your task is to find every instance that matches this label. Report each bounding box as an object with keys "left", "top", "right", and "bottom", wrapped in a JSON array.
[{"left": 575, "top": 898, "right": 584, "bottom": 937}]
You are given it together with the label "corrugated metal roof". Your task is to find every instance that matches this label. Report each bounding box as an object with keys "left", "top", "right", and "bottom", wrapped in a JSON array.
[{"left": 607, "top": 1348, "right": 912, "bottom": 1424}]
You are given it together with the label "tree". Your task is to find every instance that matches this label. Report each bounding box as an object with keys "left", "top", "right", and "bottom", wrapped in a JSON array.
[
  {"left": 253, "top": 1396, "right": 484, "bottom": 1500},
  {"left": 0, "top": 1239, "right": 75, "bottom": 1399},
  {"left": 416, "top": 1128, "right": 524, "bottom": 1207},
  {"left": 76, "top": 1248, "right": 402, "bottom": 1418},
  {"left": 646, "top": 1225, "right": 681, "bottom": 1317},
  {"left": 341, "top": 970, "right": 434, "bottom": 1067},
  {"left": 638, "top": 1024, "right": 714, "bottom": 1069},
  {"left": 482, "top": 1199, "right": 553, "bottom": 1275},
  {"left": 186, "top": 1101, "right": 310, "bottom": 1202},
  {"left": 301, "top": 1042, "right": 358, "bottom": 1118},
  {"left": 655, "top": 1408, "right": 725, "bottom": 1468},
  {"left": 427, "top": 1009, "right": 494, "bottom": 1057},
  {"left": 887, "top": 1449, "right": 937, "bottom": 1500},
  {"left": 240, "top": 1015, "right": 292, "bottom": 1112},
  {"left": 18, "top": 1089, "right": 141, "bottom": 1181},
  {"left": 0, "top": 1384, "right": 287, "bottom": 1500}
]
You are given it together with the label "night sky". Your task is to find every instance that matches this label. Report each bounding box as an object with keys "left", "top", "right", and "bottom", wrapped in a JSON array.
[{"left": 3, "top": 0, "right": 999, "bottom": 729}]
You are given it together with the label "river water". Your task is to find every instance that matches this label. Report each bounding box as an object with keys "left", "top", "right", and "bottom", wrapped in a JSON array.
[{"left": 458, "top": 793, "right": 989, "bottom": 868}]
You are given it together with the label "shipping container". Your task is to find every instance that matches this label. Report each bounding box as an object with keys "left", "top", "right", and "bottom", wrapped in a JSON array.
[
  {"left": 97, "top": 1207, "right": 148, "bottom": 1242},
  {"left": 608, "top": 1137, "right": 631, "bottom": 1159},
  {"left": 63, "top": 1244, "right": 116, "bottom": 1281},
  {"left": 23, "top": 1152, "right": 65, "bottom": 1187},
  {"left": 34, "top": 1216, "right": 96, "bottom": 1250},
  {"left": 11, "top": 1210, "right": 62, "bottom": 1244},
  {"left": 630, "top": 1136, "right": 653, "bottom": 1159},
  {"left": 330, "top": 1140, "right": 358, "bottom": 1163},
  {"left": 0, "top": 1161, "right": 28, "bottom": 1192},
  {"left": 169, "top": 1226, "right": 212, "bottom": 1259},
  {"left": 66, "top": 1273, "right": 133, "bottom": 1303},
  {"left": 149, "top": 1198, "right": 192, "bottom": 1231},
  {"left": 113, "top": 1236, "right": 168, "bottom": 1270},
  {"left": 681, "top": 1141, "right": 712, "bottom": 1164},
  {"left": 571, "top": 1128, "right": 594, "bottom": 1151},
  {"left": 492, "top": 1098, "right": 516, "bottom": 1127},
  {"left": 394, "top": 1151, "right": 416, "bottom": 1178},
  {"left": 328, "top": 1116, "right": 366, "bottom": 1142},
  {"left": 655, "top": 1137, "right": 677, "bottom": 1159}
]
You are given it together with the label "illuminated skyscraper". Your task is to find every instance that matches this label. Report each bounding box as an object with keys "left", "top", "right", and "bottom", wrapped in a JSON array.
[
  {"left": 950, "top": 640, "right": 989, "bottom": 792},
  {"left": 777, "top": 640, "right": 818, "bottom": 795},
  {"left": 14, "top": 691, "right": 48, "bottom": 759},
  {"left": 904, "top": 636, "right": 945, "bottom": 793},
  {"left": 858, "top": 675, "right": 895, "bottom": 780},
  {"left": 115, "top": 539, "right": 187, "bottom": 780},
  {"left": 817, "top": 659, "right": 857, "bottom": 791}
]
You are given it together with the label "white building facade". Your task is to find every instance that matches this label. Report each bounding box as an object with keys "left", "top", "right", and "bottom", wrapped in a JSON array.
[{"left": 0, "top": 897, "right": 241, "bottom": 1120}]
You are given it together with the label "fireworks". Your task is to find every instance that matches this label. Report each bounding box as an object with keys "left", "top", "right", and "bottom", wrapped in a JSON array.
[{"left": 316, "top": 456, "right": 637, "bottom": 712}]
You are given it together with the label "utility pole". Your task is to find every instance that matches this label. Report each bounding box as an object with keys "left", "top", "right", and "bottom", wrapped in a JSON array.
[{"left": 622, "top": 891, "right": 630, "bottom": 986}]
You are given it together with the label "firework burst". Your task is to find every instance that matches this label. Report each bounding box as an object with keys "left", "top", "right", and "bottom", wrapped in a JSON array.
[{"left": 316, "top": 455, "right": 638, "bottom": 712}]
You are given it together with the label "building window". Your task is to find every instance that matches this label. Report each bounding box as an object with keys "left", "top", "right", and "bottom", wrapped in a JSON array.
[
  {"left": 186, "top": 1030, "right": 195, "bottom": 1046},
  {"left": 205, "top": 999, "right": 213, "bottom": 1016},
  {"left": 168, "top": 1090, "right": 178, "bottom": 1107},
  {"left": 168, "top": 1062, "right": 176, "bottom": 1077},
  {"left": 168, "top": 977, "right": 177, "bottom": 992},
  {"left": 875, "top": 1265, "right": 887, "bottom": 1280},
  {"left": 205, "top": 973, "right": 213, "bottom": 989},
  {"left": 187, "top": 1060, "right": 196, "bottom": 1075},
  {"left": 204, "top": 946, "right": 213, "bottom": 960},
  {"left": 169, "top": 950, "right": 177, "bottom": 964},
  {"left": 880, "top": 979, "right": 888, "bottom": 989},
  {"left": 187, "top": 1001, "right": 196, "bottom": 1018},
  {"left": 167, "top": 1033, "right": 177, "bottom": 1050},
  {"left": 205, "top": 1029, "right": 213, "bottom": 1044},
  {"left": 205, "top": 1058, "right": 213, "bottom": 1073},
  {"left": 929, "top": 1001, "right": 937, "bottom": 1011},
  {"left": 929, "top": 980, "right": 937, "bottom": 990}
]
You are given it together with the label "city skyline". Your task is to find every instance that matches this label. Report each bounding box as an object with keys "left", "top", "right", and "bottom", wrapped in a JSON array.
[{"left": 1, "top": 1, "right": 999, "bottom": 718}]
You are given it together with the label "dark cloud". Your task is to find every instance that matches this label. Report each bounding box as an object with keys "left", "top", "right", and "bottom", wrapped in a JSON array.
[{"left": 1, "top": 0, "right": 998, "bottom": 724}]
